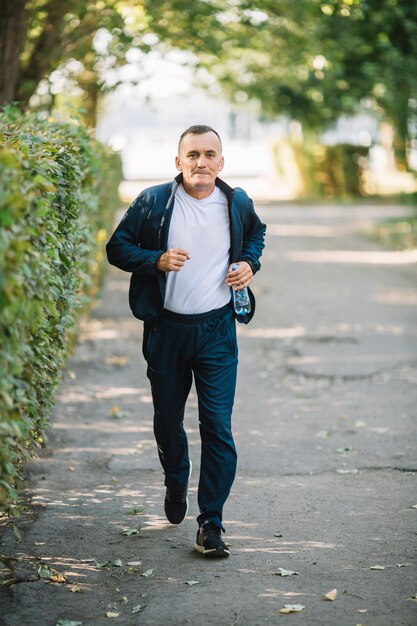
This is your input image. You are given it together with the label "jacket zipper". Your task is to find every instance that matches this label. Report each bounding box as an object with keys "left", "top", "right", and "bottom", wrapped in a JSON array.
[{"left": 157, "top": 183, "right": 177, "bottom": 248}]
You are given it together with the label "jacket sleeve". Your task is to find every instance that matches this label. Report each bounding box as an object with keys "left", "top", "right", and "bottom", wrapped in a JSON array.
[
  {"left": 239, "top": 196, "right": 266, "bottom": 274},
  {"left": 106, "top": 195, "right": 164, "bottom": 275}
]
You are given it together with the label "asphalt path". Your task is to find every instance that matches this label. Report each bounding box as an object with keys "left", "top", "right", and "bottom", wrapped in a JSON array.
[{"left": 1, "top": 202, "right": 416, "bottom": 626}]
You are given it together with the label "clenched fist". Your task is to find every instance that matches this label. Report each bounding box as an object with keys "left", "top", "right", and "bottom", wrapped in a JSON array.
[{"left": 157, "top": 248, "right": 191, "bottom": 272}]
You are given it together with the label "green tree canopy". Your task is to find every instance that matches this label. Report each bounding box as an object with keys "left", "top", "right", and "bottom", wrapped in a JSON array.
[
  {"left": 1, "top": 0, "right": 416, "bottom": 165},
  {"left": 145, "top": 0, "right": 417, "bottom": 166}
]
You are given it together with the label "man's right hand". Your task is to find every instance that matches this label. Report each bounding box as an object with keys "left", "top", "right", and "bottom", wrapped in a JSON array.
[{"left": 157, "top": 248, "right": 190, "bottom": 272}]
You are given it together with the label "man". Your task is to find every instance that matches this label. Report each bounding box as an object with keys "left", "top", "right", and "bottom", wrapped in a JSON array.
[{"left": 106, "top": 125, "right": 266, "bottom": 557}]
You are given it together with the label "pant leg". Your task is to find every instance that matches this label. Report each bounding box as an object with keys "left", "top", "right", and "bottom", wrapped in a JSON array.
[
  {"left": 143, "top": 320, "right": 192, "bottom": 488},
  {"left": 193, "top": 311, "right": 238, "bottom": 529}
]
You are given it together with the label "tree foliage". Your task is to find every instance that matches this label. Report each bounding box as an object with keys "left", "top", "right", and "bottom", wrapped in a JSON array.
[
  {"left": 1, "top": 0, "right": 152, "bottom": 125},
  {"left": 144, "top": 0, "right": 417, "bottom": 166},
  {"left": 1, "top": 1, "right": 416, "bottom": 152}
]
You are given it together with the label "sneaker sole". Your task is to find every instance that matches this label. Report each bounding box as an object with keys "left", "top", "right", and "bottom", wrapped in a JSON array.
[{"left": 194, "top": 543, "right": 230, "bottom": 558}]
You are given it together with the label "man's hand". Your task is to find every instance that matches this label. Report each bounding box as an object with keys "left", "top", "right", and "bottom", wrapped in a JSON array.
[
  {"left": 157, "top": 248, "right": 190, "bottom": 272},
  {"left": 225, "top": 261, "right": 253, "bottom": 290}
]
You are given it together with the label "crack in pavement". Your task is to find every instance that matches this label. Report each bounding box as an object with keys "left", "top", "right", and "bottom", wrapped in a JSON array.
[
  {"left": 259, "top": 466, "right": 417, "bottom": 478},
  {"left": 284, "top": 361, "right": 417, "bottom": 382}
]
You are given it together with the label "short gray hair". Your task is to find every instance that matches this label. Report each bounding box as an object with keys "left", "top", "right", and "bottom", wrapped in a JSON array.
[{"left": 178, "top": 125, "right": 222, "bottom": 151}]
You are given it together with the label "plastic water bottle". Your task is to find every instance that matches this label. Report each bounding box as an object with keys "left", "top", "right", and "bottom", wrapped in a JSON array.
[{"left": 231, "top": 264, "right": 251, "bottom": 315}]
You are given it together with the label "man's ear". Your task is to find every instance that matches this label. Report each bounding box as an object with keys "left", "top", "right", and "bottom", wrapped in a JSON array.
[
  {"left": 175, "top": 156, "right": 182, "bottom": 171},
  {"left": 218, "top": 155, "right": 225, "bottom": 172}
]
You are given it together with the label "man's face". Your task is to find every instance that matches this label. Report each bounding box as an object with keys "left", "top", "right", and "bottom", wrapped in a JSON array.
[{"left": 175, "top": 131, "right": 224, "bottom": 199}]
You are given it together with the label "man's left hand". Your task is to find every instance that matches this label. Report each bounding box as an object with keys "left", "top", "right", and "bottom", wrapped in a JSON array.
[{"left": 225, "top": 261, "right": 253, "bottom": 290}]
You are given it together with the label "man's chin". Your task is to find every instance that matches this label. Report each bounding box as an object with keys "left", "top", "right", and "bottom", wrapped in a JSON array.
[{"left": 190, "top": 177, "right": 213, "bottom": 189}]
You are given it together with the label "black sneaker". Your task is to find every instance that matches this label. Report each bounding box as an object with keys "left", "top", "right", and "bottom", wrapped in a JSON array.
[
  {"left": 164, "top": 485, "right": 188, "bottom": 524},
  {"left": 194, "top": 522, "right": 230, "bottom": 558},
  {"left": 164, "top": 461, "right": 192, "bottom": 525}
]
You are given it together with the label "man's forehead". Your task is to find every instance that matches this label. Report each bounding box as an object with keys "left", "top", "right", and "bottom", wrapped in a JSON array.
[{"left": 179, "top": 132, "right": 222, "bottom": 153}]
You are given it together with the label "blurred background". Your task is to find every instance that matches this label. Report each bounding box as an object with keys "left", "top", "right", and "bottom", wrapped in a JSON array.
[{"left": 1, "top": 0, "right": 417, "bottom": 203}]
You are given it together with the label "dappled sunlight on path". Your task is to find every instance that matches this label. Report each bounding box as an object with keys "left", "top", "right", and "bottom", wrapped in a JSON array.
[{"left": 1, "top": 202, "right": 416, "bottom": 626}]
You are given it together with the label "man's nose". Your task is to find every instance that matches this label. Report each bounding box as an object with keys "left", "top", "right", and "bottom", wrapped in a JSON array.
[{"left": 197, "top": 155, "right": 207, "bottom": 167}]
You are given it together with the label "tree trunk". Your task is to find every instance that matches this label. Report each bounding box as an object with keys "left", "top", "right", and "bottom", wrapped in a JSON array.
[
  {"left": 0, "top": 0, "right": 27, "bottom": 106},
  {"left": 16, "top": 0, "right": 72, "bottom": 106},
  {"left": 389, "top": 85, "right": 411, "bottom": 171},
  {"left": 80, "top": 77, "right": 100, "bottom": 129}
]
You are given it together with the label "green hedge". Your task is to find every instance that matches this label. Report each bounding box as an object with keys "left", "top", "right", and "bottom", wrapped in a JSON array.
[
  {"left": 275, "top": 138, "right": 370, "bottom": 198},
  {"left": 0, "top": 107, "right": 122, "bottom": 509}
]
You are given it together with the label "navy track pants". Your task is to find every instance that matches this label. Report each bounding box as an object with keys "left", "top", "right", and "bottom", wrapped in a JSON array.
[{"left": 142, "top": 302, "right": 238, "bottom": 529}]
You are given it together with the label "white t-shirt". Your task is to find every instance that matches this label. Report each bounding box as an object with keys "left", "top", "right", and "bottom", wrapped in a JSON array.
[{"left": 164, "top": 184, "right": 231, "bottom": 314}]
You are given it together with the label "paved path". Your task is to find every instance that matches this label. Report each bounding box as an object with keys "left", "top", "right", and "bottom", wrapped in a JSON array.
[{"left": 1, "top": 203, "right": 416, "bottom": 626}]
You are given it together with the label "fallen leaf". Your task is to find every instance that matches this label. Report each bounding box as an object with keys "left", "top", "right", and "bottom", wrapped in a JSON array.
[
  {"left": 34, "top": 542, "right": 45, "bottom": 546},
  {"left": 55, "top": 621, "right": 83, "bottom": 626},
  {"left": 336, "top": 469, "right": 360, "bottom": 475},
  {"left": 68, "top": 584, "right": 83, "bottom": 593},
  {"left": 120, "top": 596, "right": 128, "bottom": 605},
  {"left": 185, "top": 580, "right": 199, "bottom": 586},
  {"left": 68, "top": 371, "right": 76, "bottom": 380},
  {"left": 357, "top": 609, "right": 368, "bottom": 614},
  {"left": 105, "top": 612, "right": 120, "bottom": 618},
  {"left": 396, "top": 563, "right": 407, "bottom": 568},
  {"left": 275, "top": 568, "right": 299, "bottom": 577},
  {"left": 141, "top": 569, "right": 153, "bottom": 577},
  {"left": 274, "top": 532, "right": 283, "bottom": 537},
  {"left": 408, "top": 594, "right": 417, "bottom": 601},
  {"left": 68, "top": 466, "right": 76, "bottom": 472},
  {"left": 369, "top": 565, "right": 385, "bottom": 570},
  {"left": 38, "top": 565, "right": 54, "bottom": 578},
  {"left": 127, "top": 561, "right": 142, "bottom": 567},
  {"left": 121, "top": 527, "right": 140, "bottom": 536},
  {"left": 95, "top": 561, "right": 112, "bottom": 570},
  {"left": 132, "top": 605, "right": 143, "bottom": 614},
  {"left": 105, "top": 356, "right": 129, "bottom": 367},
  {"left": 50, "top": 573, "right": 69, "bottom": 584},
  {"left": 110, "top": 406, "right": 129, "bottom": 419},
  {"left": 323, "top": 588, "right": 337, "bottom": 601},
  {"left": 316, "top": 430, "right": 330, "bottom": 439},
  {"left": 12, "top": 526, "right": 22, "bottom": 542},
  {"left": 279, "top": 604, "right": 305, "bottom": 614},
  {"left": 411, "top": 504, "right": 417, "bottom": 509},
  {"left": 335, "top": 447, "right": 353, "bottom": 454},
  {"left": 112, "top": 559, "right": 123, "bottom": 567}
]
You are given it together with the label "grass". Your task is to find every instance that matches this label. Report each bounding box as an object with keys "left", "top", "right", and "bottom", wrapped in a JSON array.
[{"left": 365, "top": 215, "right": 417, "bottom": 250}]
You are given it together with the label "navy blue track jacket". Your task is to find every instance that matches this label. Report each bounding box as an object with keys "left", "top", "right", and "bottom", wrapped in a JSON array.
[{"left": 106, "top": 174, "right": 266, "bottom": 325}]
